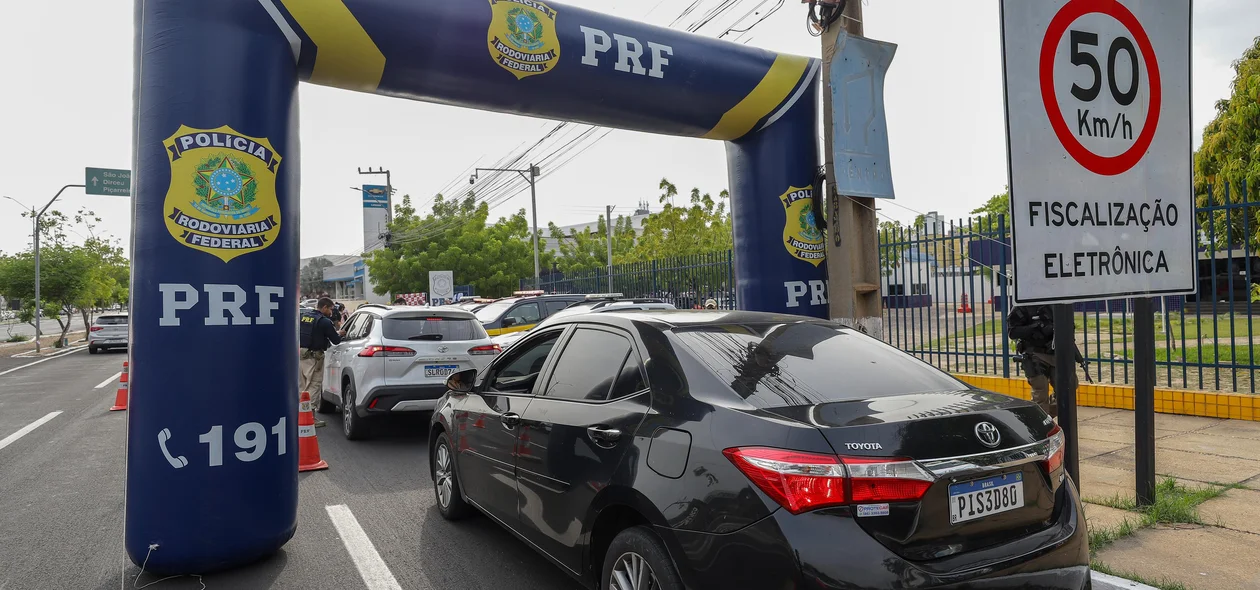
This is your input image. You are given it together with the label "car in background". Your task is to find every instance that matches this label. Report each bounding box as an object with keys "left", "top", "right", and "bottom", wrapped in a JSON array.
[
  {"left": 88, "top": 313, "right": 129, "bottom": 354},
  {"left": 474, "top": 290, "right": 586, "bottom": 336},
  {"left": 430, "top": 310, "right": 1086, "bottom": 590},
  {"left": 318, "top": 304, "right": 500, "bottom": 440},
  {"left": 491, "top": 296, "right": 675, "bottom": 348},
  {"left": 300, "top": 299, "right": 319, "bottom": 309}
]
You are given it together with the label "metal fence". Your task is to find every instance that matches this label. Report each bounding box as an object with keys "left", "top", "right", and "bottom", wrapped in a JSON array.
[
  {"left": 883, "top": 181, "right": 1259, "bottom": 393},
  {"left": 528, "top": 251, "right": 736, "bottom": 310},
  {"left": 523, "top": 181, "right": 1260, "bottom": 394}
]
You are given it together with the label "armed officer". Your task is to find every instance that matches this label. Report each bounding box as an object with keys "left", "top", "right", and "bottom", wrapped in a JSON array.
[
  {"left": 1007, "top": 305, "right": 1084, "bottom": 418},
  {"left": 300, "top": 297, "right": 345, "bottom": 427}
]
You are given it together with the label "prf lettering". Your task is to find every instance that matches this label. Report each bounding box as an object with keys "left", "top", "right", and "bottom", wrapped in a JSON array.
[
  {"left": 580, "top": 26, "right": 673, "bottom": 79},
  {"left": 159, "top": 283, "right": 284, "bottom": 327}
]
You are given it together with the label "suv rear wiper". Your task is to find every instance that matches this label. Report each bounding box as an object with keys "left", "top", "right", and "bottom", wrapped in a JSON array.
[{"left": 408, "top": 334, "right": 444, "bottom": 341}]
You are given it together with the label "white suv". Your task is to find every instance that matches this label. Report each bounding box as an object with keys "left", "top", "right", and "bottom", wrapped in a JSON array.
[
  {"left": 88, "top": 313, "right": 129, "bottom": 354},
  {"left": 317, "top": 305, "right": 499, "bottom": 440}
]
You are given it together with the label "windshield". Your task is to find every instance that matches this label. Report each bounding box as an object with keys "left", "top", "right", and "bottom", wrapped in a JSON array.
[
  {"left": 383, "top": 316, "right": 487, "bottom": 342},
  {"left": 474, "top": 300, "right": 517, "bottom": 323},
  {"left": 672, "top": 321, "right": 965, "bottom": 408}
]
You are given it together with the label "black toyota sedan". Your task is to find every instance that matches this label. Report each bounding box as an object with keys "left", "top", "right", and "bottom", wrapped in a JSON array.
[{"left": 428, "top": 311, "right": 1089, "bottom": 590}]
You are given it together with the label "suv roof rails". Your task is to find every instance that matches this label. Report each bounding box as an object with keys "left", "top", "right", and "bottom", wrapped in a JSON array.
[{"left": 357, "top": 303, "right": 391, "bottom": 311}]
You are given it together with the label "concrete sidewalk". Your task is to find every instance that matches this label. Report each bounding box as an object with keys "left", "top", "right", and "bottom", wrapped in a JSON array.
[{"left": 1075, "top": 407, "right": 1260, "bottom": 589}]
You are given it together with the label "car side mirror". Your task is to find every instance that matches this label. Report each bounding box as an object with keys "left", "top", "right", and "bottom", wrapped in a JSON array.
[
  {"left": 446, "top": 369, "right": 477, "bottom": 394},
  {"left": 501, "top": 317, "right": 517, "bottom": 328}
]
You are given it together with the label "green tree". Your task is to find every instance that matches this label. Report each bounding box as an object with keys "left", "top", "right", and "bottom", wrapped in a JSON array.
[
  {"left": 878, "top": 220, "right": 909, "bottom": 276},
  {"left": 0, "top": 207, "right": 128, "bottom": 345},
  {"left": 548, "top": 214, "right": 637, "bottom": 275},
  {"left": 625, "top": 178, "right": 732, "bottom": 261},
  {"left": 1195, "top": 36, "right": 1260, "bottom": 250},
  {"left": 970, "top": 188, "right": 1010, "bottom": 232},
  {"left": 365, "top": 193, "right": 553, "bottom": 298},
  {"left": 300, "top": 257, "right": 334, "bottom": 297}
]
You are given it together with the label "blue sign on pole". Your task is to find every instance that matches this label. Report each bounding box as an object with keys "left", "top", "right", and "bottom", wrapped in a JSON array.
[{"left": 830, "top": 32, "right": 897, "bottom": 199}]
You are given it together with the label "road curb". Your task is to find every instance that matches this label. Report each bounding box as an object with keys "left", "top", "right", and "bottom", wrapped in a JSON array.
[{"left": 1092, "top": 571, "right": 1159, "bottom": 590}]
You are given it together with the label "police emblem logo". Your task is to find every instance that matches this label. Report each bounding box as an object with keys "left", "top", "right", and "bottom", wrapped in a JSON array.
[
  {"left": 780, "top": 185, "right": 825, "bottom": 266},
  {"left": 487, "top": 0, "right": 560, "bottom": 80},
  {"left": 161, "top": 125, "right": 283, "bottom": 263}
]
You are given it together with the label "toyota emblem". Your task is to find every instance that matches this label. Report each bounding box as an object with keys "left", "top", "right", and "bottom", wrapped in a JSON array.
[
  {"left": 974, "top": 422, "right": 1001, "bottom": 448},
  {"left": 437, "top": 345, "right": 448, "bottom": 353}
]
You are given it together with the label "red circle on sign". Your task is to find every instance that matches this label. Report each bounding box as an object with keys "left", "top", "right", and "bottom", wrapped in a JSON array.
[{"left": 1039, "top": 0, "right": 1161, "bottom": 176}]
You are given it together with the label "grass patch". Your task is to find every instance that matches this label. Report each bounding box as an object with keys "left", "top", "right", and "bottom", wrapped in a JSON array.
[
  {"left": 1091, "top": 560, "right": 1192, "bottom": 590},
  {"left": 1085, "top": 479, "right": 1240, "bottom": 556},
  {"left": 1119, "top": 345, "right": 1255, "bottom": 365},
  {"left": 5, "top": 334, "right": 29, "bottom": 343}
]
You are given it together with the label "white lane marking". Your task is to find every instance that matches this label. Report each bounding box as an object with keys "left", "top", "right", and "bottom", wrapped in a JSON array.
[
  {"left": 95, "top": 371, "right": 123, "bottom": 390},
  {"left": 0, "top": 347, "right": 86, "bottom": 377},
  {"left": 0, "top": 411, "right": 63, "bottom": 452},
  {"left": 325, "top": 504, "right": 406, "bottom": 590}
]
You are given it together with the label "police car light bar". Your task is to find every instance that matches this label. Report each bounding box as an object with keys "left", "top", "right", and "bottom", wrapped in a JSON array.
[
  {"left": 513, "top": 290, "right": 545, "bottom": 296},
  {"left": 584, "top": 293, "right": 625, "bottom": 300}
]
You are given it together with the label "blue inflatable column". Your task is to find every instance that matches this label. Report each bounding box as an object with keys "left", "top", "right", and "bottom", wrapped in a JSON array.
[
  {"left": 727, "top": 74, "right": 829, "bottom": 318},
  {"left": 128, "top": 0, "right": 300, "bottom": 573}
]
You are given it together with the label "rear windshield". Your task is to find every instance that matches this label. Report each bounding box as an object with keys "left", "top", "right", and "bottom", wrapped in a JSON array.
[
  {"left": 96, "top": 316, "right": 128, "bottom": 326},
  {"left": 383, "top": 316, "right": 487, "bottom": 342},
  {"left": 672, "top": 322, "right": 964, "bottom": 408}
]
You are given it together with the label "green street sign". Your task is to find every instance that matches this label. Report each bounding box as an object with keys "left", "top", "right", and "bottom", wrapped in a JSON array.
[{"left": 85, "top": 167, "right": 131, "bottom": 196}]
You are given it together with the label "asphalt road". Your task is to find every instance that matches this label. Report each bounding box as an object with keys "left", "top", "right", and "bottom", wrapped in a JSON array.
[
  {"left": 0, "top": 314, "right": 88, "bottom": 339},
  {"left": 0, "top": 350, "right": 583, "bottom": 590}
]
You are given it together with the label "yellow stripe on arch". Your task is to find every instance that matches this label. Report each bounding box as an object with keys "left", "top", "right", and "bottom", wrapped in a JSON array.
[
  {"left": 703, "top": 54, "right": 811, "bottom": 141},
  {"left": 280, "top": 0, "right": 385, "bottom": 92}
]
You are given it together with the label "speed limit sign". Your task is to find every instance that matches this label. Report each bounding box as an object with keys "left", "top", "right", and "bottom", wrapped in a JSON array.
[{"left": 1001, "top": 0, "right": 1193, "bottom": 304}]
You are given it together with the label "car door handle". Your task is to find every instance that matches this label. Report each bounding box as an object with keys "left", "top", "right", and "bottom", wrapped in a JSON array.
[
  {"left": 501, "top": 413, "right": 521, "bottom": 429},
  {"left": 587, "top": 425, "right": 621, "bottom": 443}
]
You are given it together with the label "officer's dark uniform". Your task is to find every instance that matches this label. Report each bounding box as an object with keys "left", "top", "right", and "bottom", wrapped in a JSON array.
[
  {"left": 299, "top": 307, "right": 342, "bottom": 396},
  {"left": 1007, "top": 305, "right": 1081, "bottom": 417}
]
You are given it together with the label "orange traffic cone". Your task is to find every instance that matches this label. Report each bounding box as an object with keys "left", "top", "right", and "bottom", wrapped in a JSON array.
[
  {"left": 109, "top": 361, "right": 129, "bottom": 411},
  {"left": 298, "top": 391, "right": 329, "bottom": 472},
  {"left": 956, "top": 294, "right": 973, "bottom": 313}
]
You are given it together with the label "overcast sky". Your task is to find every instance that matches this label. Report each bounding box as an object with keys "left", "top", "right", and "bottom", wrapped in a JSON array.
[{"left": 0, "top": 0, "right": 1255, "bottom": 260}]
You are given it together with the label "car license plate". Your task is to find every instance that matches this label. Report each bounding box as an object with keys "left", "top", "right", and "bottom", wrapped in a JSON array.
[
  {"left": 424, "top": 364, "right": 458, "bottom": 378},
  {"left": 948, "top": 472, "right": 1023, "bottom": 524}
]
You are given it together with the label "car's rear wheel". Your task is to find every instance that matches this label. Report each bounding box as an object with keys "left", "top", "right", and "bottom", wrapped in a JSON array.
[
  {"left": 341, "top": 382, "right": 369, "bottom": 440},
  {"left": 88, "top": 345, "right": 98, "bottom": 355},
  {"left": 432, "top": 433, "right": 472, "bottom": 520},
  {"left": 603, "top": 526, "right": 683, "bottom": 590}
]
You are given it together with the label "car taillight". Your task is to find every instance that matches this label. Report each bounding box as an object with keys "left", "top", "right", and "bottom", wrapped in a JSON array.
[
  {"left": 90, "top": 326, "right": 103, "bottom": 332},
  {"left": 358, "top": 345, "right": 415, "bottom": 357},
  {"left": 842, "top": 457, "right": 935, "bottom": 503},
  {"left": 1043, "top": 424, "right": 1065, "bottom": 474},
  {"left": 468, "top": 344, "right": 501, "bottom": 355},
  {"left": 724, "top": 447, "right": 935, "bottom": 515}
]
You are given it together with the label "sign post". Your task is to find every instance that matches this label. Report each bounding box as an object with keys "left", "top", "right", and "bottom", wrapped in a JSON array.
[
  {"left": 84, "top": 167, "right": 132, "bottom": 196},
  {"left": 1001, "top": 0, "right": 1193, "bottom": 501}
]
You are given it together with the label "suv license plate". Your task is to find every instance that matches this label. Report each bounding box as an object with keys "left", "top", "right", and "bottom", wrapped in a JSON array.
[
  {"left": 948, "top": 472, "right": 1023, "bottom": 524},
  {"left": 424, "top": 365, "right": 458, "bottom": 378}
]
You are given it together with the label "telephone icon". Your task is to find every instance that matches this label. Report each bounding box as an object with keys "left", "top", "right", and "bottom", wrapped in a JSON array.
[{"left": 158, "top": 428, "right": 188, "bottom": 468}]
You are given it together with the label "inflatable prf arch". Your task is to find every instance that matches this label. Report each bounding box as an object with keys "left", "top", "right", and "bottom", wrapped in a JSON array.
[{"left": 129, "top": 0, "right": 826, "bottom": 572}]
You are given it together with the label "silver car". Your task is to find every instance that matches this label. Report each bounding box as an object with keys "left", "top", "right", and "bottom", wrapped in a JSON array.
[
  {"left": 88, "top": 313, "right": 129, "bottom": 354},
  {"left": 318, "top": 305, "right": 499, "bottom": 440}
]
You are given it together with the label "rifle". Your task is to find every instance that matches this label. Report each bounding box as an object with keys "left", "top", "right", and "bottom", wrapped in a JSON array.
[{"left": 1011, "top": 354, "right": 1094, "bottom": 383}]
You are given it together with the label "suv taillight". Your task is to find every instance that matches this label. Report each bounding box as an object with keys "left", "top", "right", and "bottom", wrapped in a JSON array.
[
  {"left": 468, "top": 344, "right": 501, "bottom": 355},
  {"left": 358, "top": 345, "right": 415, "bottom": 357},
  {"left": 723, "top": 447, "right": 935, "bottom": 514},
  {"left": 1043, "top": 424, "right": 1065, "bottom": 474},
  {"left": 90, "top": 326, "right": 103, "bottom": 332}
]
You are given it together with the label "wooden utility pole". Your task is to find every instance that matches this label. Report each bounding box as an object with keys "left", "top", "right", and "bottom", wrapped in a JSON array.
[{"left": 821, "top": 1, "right": 883, "bottom": 337}]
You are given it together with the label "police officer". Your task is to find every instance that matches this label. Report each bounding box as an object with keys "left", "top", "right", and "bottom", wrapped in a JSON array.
[
  {"left": 300, "top": 297, "right": 345, "bottom": 427},
  {"left": 1007, "top": 305, "right": 1083, "bottom": 418}
]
